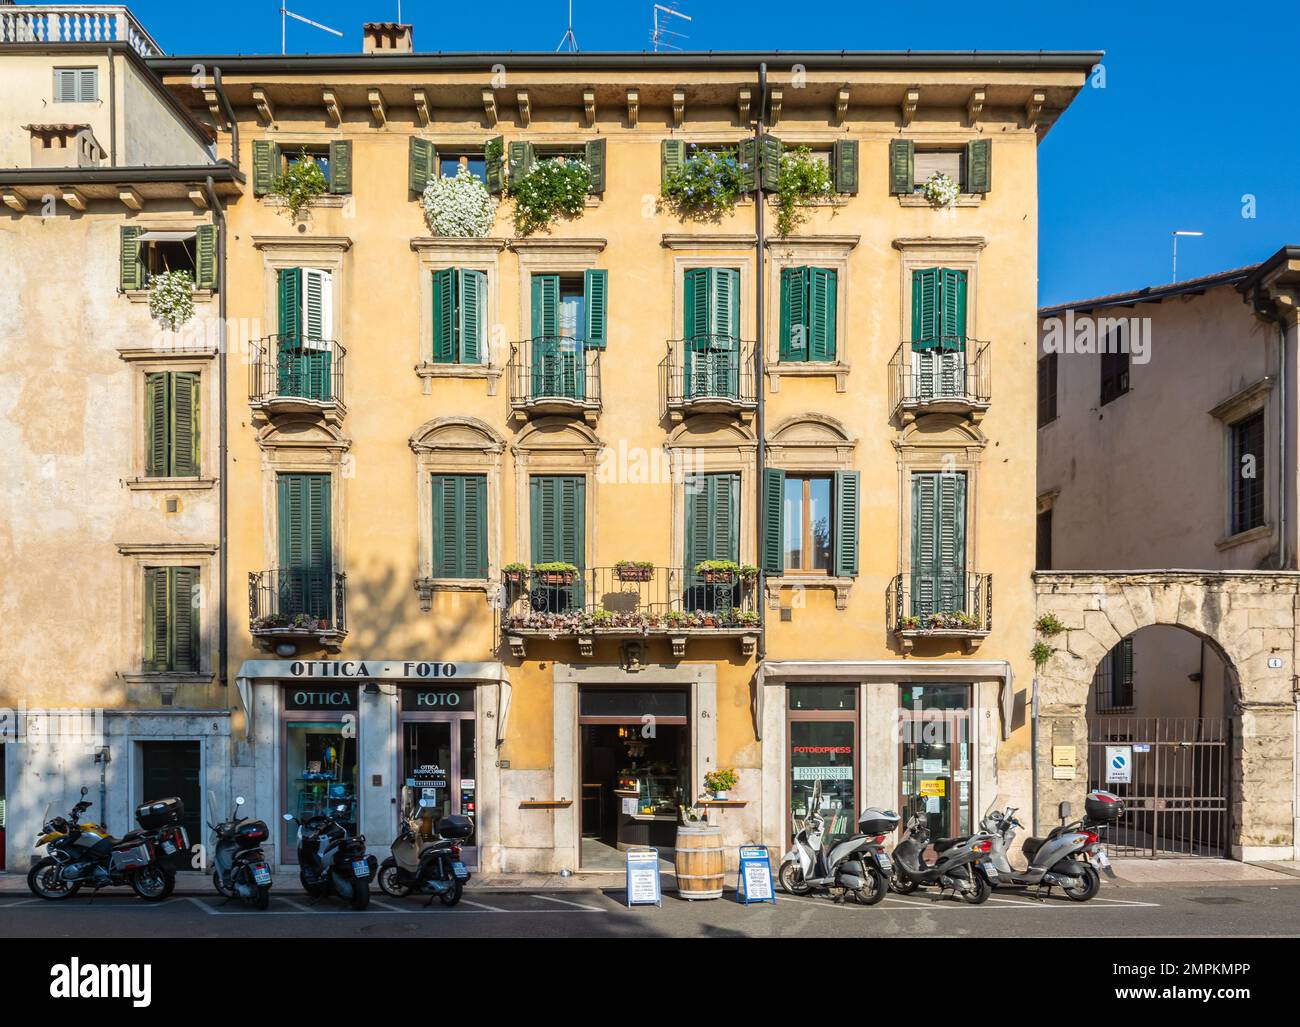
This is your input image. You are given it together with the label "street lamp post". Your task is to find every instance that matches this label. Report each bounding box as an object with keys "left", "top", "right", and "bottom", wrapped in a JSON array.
[{"left": 1172, "top": 230, "right": 1204, "bottom": 283}]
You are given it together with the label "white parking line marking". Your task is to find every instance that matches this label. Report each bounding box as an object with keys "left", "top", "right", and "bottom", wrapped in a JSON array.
[
  {"left": 530, "top": 893, "right": 605, "bottom": 912},
  {"left": 458, "top": 898, "right": 508, "bottom": 912},
  {"left": 278, "top": 897, "right": 315, "bottom": 912},
  {"left": 0, "top": 899, "right": 44, "bottom": 908},
  {"left": 369, "top": 899, "right": 409, "bottom": 913}
]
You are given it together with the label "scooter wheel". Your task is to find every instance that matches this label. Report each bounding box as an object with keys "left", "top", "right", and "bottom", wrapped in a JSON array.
[
  {"left": 855, "top": 866, "right": 888, "bottom": 906},
  {"left": 299, "top": 869, "right": 328, "bottom": 898},
  {"left": 957, "top": 869, "right": 991, "bottom": 905},
  {"left": 349, "top": 877, "right": 371, "bottom": 911},
  {"left": 1061, "top": 864, "right": 1101, "bottom": 902},
  {"left": 213, "top": 869, "right": 233, "bottom": 898},
  {"left": 252, "top": 884, "right": 272, "bottom": 910},
  {"left": 890, "top": 874, "right": 920, "bottom": 895},
  {"left": 439, "top": 881, "right": 464, "bottom": 907},
  {"left": 378, "top": 862, "right": 411, "bottom": 898},
  {"left": 778, "top": 861, "right": 812, "bottom": 896}
]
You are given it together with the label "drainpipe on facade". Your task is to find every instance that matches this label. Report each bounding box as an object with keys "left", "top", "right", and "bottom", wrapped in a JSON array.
[
  {"left": 1030, "top": 676, "right": 1039, "bottom": 836},
  {"left": 212, "top": 68, "right": 239, "bottom": 172},
  {"left": 755, "top": 62, "right": 768, "bottom": 669},
  {"left": 203, "top": 175, "right": 229, "bottom": 689},
  {"left": 106, "top": 48, "right": 117, "bottom": 165}
]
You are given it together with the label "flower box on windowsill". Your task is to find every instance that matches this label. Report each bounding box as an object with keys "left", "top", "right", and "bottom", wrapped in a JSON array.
[
  {"left": 614, "top": 565, "right": 654, "bottom": 582},
  {"left": 538, "top": 571, "right": 576, "bottom": 586}
]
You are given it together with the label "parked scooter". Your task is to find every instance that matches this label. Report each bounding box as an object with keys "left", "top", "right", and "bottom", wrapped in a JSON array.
[
  {"left": 889, "top": 810, "right": 999, "bottom": 903},
  {"left": 980, "top": 789, "right": 1124, "bottom": 901},
  {"left": 378, "top": 787, "right": 472, "bottom": 906},
  {"left": 778, "top": 786, "right": 899, "bottom": 904},
  {"left": 28, "top": 787, "right": 184, "bottom": 902},
  {"left": 209, "top": 793, "right": 273, "bottom": 909},
  {"left": 283, "top": 804, "right": 377, "bottom": 910}
]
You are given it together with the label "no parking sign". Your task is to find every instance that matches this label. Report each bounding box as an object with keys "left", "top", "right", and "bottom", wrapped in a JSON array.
[{"left": 1105, "top": 745, "right": 1133, "bottom": 784}]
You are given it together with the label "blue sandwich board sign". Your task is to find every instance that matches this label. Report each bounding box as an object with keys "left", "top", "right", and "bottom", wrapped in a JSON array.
[
  {"left": 736, "top": 845, "right": 776, "bottom": 905},
  {"left": 625, "top": 847, "right": 662, "bottom": 907}
]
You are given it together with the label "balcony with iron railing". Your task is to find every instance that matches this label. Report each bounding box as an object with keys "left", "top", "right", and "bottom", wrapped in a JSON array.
[
  {"left": 249, "top": 568, "right": 348, "bottom": 653},
  {"left": 886, "top": 572, "right": 992, "bottom": 652},
  {"left": 662, "top": 337, "right": 757, "bottom": 422},
  {"left": 507, "top": 337, "right": 602, "bottom": 422},
  {"left": 500, "top": 565, "right": 760, "bottom": 658},
  {"left": 0, "top": 6, "right": 162, "bottom": 57},
  {"left": 888, "top": 340, "right": 991, "bottom": 423},
  {"left": 249, "top": 335, "right": 346, "bottom": 424}
]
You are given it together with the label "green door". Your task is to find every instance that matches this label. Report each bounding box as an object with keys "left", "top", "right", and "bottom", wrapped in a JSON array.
[
  {"left": 140, "top": 741, "right": 201, "bottom": 872},
  {"left": 911, "top": 268, "right": 967, "bottom": 400},
  {"left": 530, "top": 475, "right": 585, "bottom": 609},
  {"left": 684, "top": 472, "right": 739, "bottom": 611},
  {"left": 683, "top": 268, "right": 740, "bottom": 399},
  {"left": 910, "top": 472, "right": 966, "bottom": 619},
  {"left": 278, "top": 473, "right": 333, "bottom": 619}
]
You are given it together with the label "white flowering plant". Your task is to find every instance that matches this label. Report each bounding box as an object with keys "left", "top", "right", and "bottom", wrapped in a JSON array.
[
  {"left": 148, "top": 269, "right": 196, "bottom": 331},
  {"left": 922, "top": 171, "right": 961, "bottom": 209},
  {"left": 421, "top": 167, "right": 499, "bottom": 237},
  {"left": 510, "top": 158, "right": 591, "bottom": 236}
]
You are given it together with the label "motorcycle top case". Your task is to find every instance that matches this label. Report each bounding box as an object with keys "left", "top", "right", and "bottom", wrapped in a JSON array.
[
  {"left": 234, "top": 819, "right": 270, "bottom": 849},
  {"left": 858, "top": 807, "right": 901, "bottom": 835},
  {"left": 1085, "top": 790, "right": 1124, "bottom": 822},
  {"left": 136, "top": 796, "right": 184, "bottom": 830},
  {"left": 436, "top": 814, "right": 474, "bottom": 840}
]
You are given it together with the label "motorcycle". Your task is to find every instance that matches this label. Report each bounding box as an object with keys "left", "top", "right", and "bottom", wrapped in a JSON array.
[
  {"left": 981, "top": 789, "right": 1123, "bottom": 902},
  {"left": 889, "top": 810, "right": 999, "bottom": 904},
  {"left": 378, "top": 787, "right": 472, "bottom": 907},
  {"left": 283, "top": 804, "right": 377, "bottom": 910},
  {"left": 28, "top": 787, "right": 184, "bottom": 902},
  {"left": 778, "top": 786, "right": 898, "bottom": 905},
  {"left": 209, "top": 793, "right": 273, "bottom": 910}
]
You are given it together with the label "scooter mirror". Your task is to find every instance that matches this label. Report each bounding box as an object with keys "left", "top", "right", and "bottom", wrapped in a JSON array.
[
  {"left": 235, "top": 796, "right": 245, "bottom": 806},
  {"left": 80, "top": 786, "right": 88, "bottom": 796},
  {"left": 282, "top": 813, "right": 295, "bottom": 822}
]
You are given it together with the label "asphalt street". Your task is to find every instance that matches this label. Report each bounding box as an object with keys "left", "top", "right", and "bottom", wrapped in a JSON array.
[{"left": 2, "top": 881, "right": 1298, "bottom": 939}]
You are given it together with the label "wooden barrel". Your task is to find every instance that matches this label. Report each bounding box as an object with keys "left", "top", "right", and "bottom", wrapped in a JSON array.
[{"left": 674, "top": 824, "right": 724, "bottom": 900}]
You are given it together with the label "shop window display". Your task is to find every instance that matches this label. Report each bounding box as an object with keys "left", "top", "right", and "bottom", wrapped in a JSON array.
[
  {"left": 899, "top": 684, "right": 972, "bottom": 839},
  {"left": 285, "top": 721, "right": 358, "bottom": 835}
]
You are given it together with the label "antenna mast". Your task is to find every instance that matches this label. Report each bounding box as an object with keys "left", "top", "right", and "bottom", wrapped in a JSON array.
[
  {"left": 556, "top": 0, "right": 579, "bottom": 52},
  {"left": 280, "top": 4, "right": 344, "bottom": 55},
  {"left": 651, "top": 2, "right": 691, "bottom": 52}
]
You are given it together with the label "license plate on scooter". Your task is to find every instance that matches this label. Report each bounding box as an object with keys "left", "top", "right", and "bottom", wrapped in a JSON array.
[
  {"left": 252, "top": 864, "right": 272, "bottom": 886},
  {"left": 1095, "top": 849, "right": 1111, "bottom": 868},
  {"left": 874, "top": 852, "right": 892, "bottom": 871},
  {"left": 352, "top": 860, "right": 370, "bottom": 878},
  {"left": 451, "top": 861, "right": 468, "bottom": 879},
  {"left": 160, "top": 839, "right": 177, "bottom": 855},
  {"left": 980, "top": 860, "right": 998, "bottom": 878}
]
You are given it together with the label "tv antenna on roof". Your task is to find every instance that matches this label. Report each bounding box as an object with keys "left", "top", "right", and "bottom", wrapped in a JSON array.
[
  {"left": 280, "top": 4, "right": 343, "bottom": 56},
  {"left": 556, "top": 0, "right": 579, "bottom": 52},
  {"left": 652, "top": 3, "right": 691, "bottom": 52}
]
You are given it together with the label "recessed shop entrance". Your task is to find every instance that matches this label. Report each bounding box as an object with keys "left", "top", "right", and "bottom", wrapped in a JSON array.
[
  {"left": 579, "top": 688, "right": 689, "bottom": 870},
  {"left": 398, "top": 686, "right": 477, "bottom": 867}
]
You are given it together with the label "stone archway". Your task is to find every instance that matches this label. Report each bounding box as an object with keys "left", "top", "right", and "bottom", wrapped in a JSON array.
[{"left": 1035, "top": 571, "right": 1298, "bottom": 860}]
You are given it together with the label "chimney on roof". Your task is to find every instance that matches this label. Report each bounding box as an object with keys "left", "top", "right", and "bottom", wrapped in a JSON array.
[{"left": 363, "top": 23, "right": 413, "bottom": 54}]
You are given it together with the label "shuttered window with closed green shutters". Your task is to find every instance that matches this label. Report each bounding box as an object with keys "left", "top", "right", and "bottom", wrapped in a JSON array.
[
  {"left": 683, "top": 267, "right": 740, "bottom": 398},
  {"left": 143, "top": 566, "right": 200, "bottom": 673},
  {"left": 431, "top": 267, "right": 488, "bottom": 364},
  {"left": 685, "top": 473, "right": 739, "bottom": 569},
  {"left": 431, "top": 474, "right": 488, "bottom": 579},
  {"left": 145, "top": 371, "right": 200, "bottom": 478},
  {"left": 779, "top": 266, "right": 837, "bottom": 362},
  {"left": 910, "top": 472, "right": 966, "bottom": 619},
  {"left": 277, "top": 473, "right": 333, "bottom": 619}
]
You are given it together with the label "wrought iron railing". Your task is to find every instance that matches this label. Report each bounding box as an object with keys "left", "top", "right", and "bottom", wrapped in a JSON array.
[
  {"left": 502, "top": 566, "right": 760, "bottom": 632},
  {"left": 887, "top": 572, "right": 992, "bottom": 633},
  {"left": 663, "top": 337, "right": 757, "bottom": 410},
  {"left": 0, "top": 6, "right": 161, "bottom": 57},
  {"left": 249, "top": 569, "right": 347, "bottom": 635},
  {"left": 888, "top": 340, "right": 991, "bottom": 414},
  {"left": 249, "top": 335, "right": 346, "bottom": 407},
  {"left": 508, "top": 337, "right": 601, "bottom": 409}
]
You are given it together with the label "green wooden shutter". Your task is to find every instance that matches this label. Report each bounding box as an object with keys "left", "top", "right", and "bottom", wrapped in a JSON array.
[
  {"left": 170, "top": 372, "right": 200, "bottom": 477},
  {"left": 965, "top": 138, "right": 991, "bottom": 194},
  {"left": 507, "top": 141, "right": 535, "bottom": 186},
  {"left": 713, "top": 473, "right": 739, "bottom": 562},
  {"left": 685, "top": 473, "right": 740, "bottom": 571},
  {"left": 779, "top": 266, "right": 807, "bottom": 361},
  {"left": 833, "top": 470, "right": 859, "bottom": 578},
  {"left": 685, "top": 477, "right": 711, "bottom": 572},
  {"left": 808, "top": 267, "right": 837, "bottom": 362},
  {"left": 530, "top": 475, "right": 585, "bottom": 569},
  {"left": 531, "top": 274, "right": 560, "bottom": 337},
  {"left": 683, "top": 268, "right": 711, "bottom": 340},
  {"left": 711, "top": 267, "right": 739, "bottom": 339},
  {"left": 278, "top": 473, "right": 332, "bottom": 618},
  {"left": 328, "top": 139, "right": 352, "bottom": 194},
  {"left": 936, "top": 473, "right": 966, "bottom": 614},
  {"left": 485, "top": 136, "right": 505, "bottom": 195},
  {"left": 145, "top": 372, "right": 167, "bottom": 477},
  {"left": 170, "top": 566, "right": 199, "bottom": 672},
  {"left": 252, "top": 140, "right": 278, "bottom": 196},
  {"left": 464, "top": 475, "right": 488, "bottom": 578},
  {"left": 661, "top": 139, "right": 685, "bottom": 190},
  {"left": 762, "top": 468, "right": 785, "bottom": 575},
  {"left": 143, "top": 568, "right": 169, "bottom": 671},
  {"left": 760, "top": 134, "right": 782, "bottom": 192},
  {"left": 911, "top": 268, "right": 940, "bottom": 350},
  {"left": 889, "top": 139, "right": 914, "bottom": 195},
  {"left": 432, "top": 267, "right": 457, "bottom": 363},
  {"left": 278, "top": 267, "right": 302, "bottom": 339},
  {"left": 832, "top": 139, "right": 859, "bottom": 194},
  {"left": 409, "top": 137, "right": 435, "bottom": 193},
  {"left": 433, "top": 474, "right": 483, "bottom": 579},
  {"left": 585, "top": 138, "right": 607, "bottom": 194},
  {"left": 940, "top": 269, "right": 967, "bottom": 351},
  {"left": 120, "top": 226, "right": 143, "bottom": 291},
  {"left": 584, "top": 269, "right": 608, "bottom": 349},
  {"left": 910, "top": 473, "right": 939, "bottom": 618},
  {"left": 195, "top": 224, "right": 217, "bottom": 290},
  {"left": 458, "top": 269, "right": 485, "bottom": 365},
  {"left": 737, "top": 138, "right": 758, "bottom": 195}
]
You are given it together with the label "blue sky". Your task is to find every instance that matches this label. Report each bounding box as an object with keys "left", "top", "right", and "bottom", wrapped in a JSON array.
[{"left": 122, "top": 0, "right": 1299, "bottom": 305}]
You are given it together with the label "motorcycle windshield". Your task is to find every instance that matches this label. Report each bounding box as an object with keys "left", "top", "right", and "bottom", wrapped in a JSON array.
[
  {"left": 982, "top": 793, "right": 1009, "bottom": 825},
  {"left": 207, "top": 790, "right": 224, "bottom": 827}
]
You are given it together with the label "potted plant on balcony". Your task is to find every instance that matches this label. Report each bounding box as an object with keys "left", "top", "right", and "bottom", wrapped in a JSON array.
[
  {"left": 704, "top": 768, "right": 739, "bottom": 801},
  {"left": 509, "top": 157, "right": 591, "bottom": 236},
  {"left": 773, "top": 145, "right": 836, "bottom": 237},
  {"left": 503, "top": 562, "right": 529, "bottom": 585},
  {"left": 898, "top": 614, "right": 921, "bottom": 631},
  {"left": 694, "top": 559, "right": 741, "bottom": 584},
  {"left": 614, "top": 560, "right": 654, "bottom": 582},
  {"left": 661, "top": 144, "right": 746, "bottom": 223},
  {"left": 922, "top": 171, "right": 960, "bottom": 209},
  {"left": 534, "top": 561, "right": 579, "bottom": 586},
  {"left": 665, "top": 609, "right": 688, "bottom": 629},
  {"left": 589, "top": 608, "right": 615, "bottom": 629},
  {"left": 270, "top": 150, "right": 328, "bottom": 222}
]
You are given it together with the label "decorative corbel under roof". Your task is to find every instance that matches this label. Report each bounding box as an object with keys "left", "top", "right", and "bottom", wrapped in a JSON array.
[
  {"left": 368, "top": 88, "right": 387, "bottom": 127},
  {"left": 322, "top": 88, "right": 342, "bottom": 128},
  {"left": 768, "top": 87, "right": 782, "bottom": 127},
  {"left": 901, "top": 88, "right": 919, "bottom": 127},
  {"left": 188, "top": 188, "right": 209, "bottom": 210},
  {"left": 482, "top": 89, "right": 498, "bottom": 127},
  {"left": 118, "top": 187, "right": 143, "bottom": 211},
  {"left": 516, "top": 89, "right": 531, "bottom": 127},
  {"left": 834, "top": 86, "right": 850, "bottom": 126},
  {"left": 61, "top": 188, "right": 87, "bottom": 211},
  {"left": 967, "top": 88, "right": 986, "bottom": 127},
  {"left": 413, "top": 88, "right": 430, "bottom": 127},
  {"left": 626, "top": 88, "right": 638, "bottom": 128},
  {"left": 251, "top": 86, "right": 274, "bottom": 126},
  {"left": 202, "top": 89, "right": 226, "bottom": 129},
  {"left": 672, "top": 88, "right": 685, "bottom": 130},
  {"left": 737, "top": 88, "right": 751, "bottom": 126},
  {"left": 2, "top": 190, "right": 28, "bottom": 212},
  {"left": 1025, "top": 91, "right": 1045, "bottom": 129},
  {"left": 583, "top": 88, "right": 596, "bottom": 127}
]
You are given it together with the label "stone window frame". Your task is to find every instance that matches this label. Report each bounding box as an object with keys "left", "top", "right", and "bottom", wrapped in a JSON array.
[
  {"left": 118, "top": 349, "right": 219, "bottom": 492},
  {"left": 409, "top": 416, "right": 507, "bottom": 605},
  {"left": 661, "top": 236, "right": 757, "bottom": 361},
  {"left": 764, "top": 413, "right": 858, "bottom": 610},
  {"left": 891, "top": 235, "right": 986, "bottom": 349},
  {"left": 892, "top": 415, "right": 986, "bottom": 580},
  {"left": 115, "top": 541, "right": 219, "bottom": 688},
  {"left": 896, "top": 134, "right": 989, "bottom": 208},
  {"left": 252, "top": 235, "right": 351, "bottom": 369},
  {"left": 665, "top": 416, "right": 758, "bottom": 570},
  {"left": 508, "top": 237, "right": 608, "bottom": 362},
  {"left": 1209, "top": 377, "right": 1274, "bottom": 551},
  {"left": 764, "top": 236, "right": 859, "bottom": 394},
  {"left": 120, "top": 216, "right": 218, "bottom": 305},
  {"left": 511, "top": 417, "right": 604, "bottom": 566},
  {"left": 411, "top": 237, "right": 509, "bottom": 393}
]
